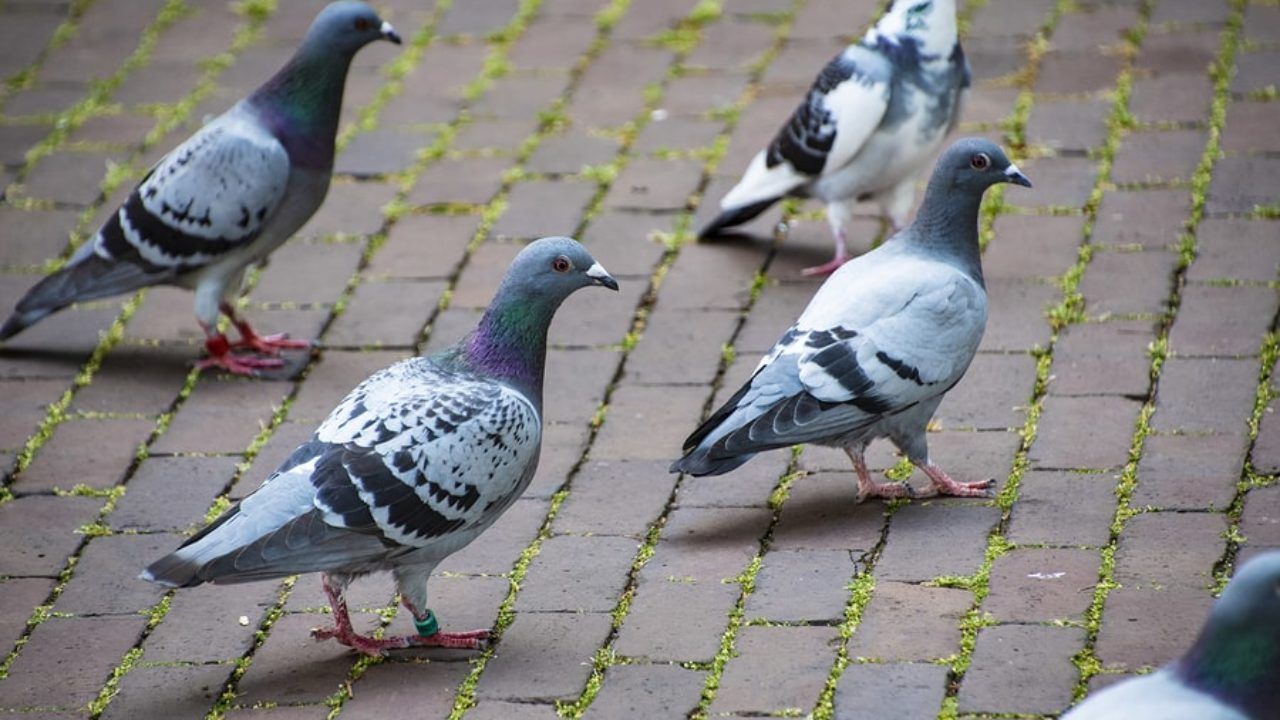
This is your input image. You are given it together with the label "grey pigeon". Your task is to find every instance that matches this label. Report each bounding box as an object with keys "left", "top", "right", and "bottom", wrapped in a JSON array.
[
  {"left": 1062, "top": 551, "right": 1280, "bottom": 720},
  {"left": 143, "top": 237, "right": 618, "bottom": 655},
  {"left": 700, "top": 0, "right": 969, "bottom": 276},
  {"left": 672, "top": 138, "right": 1029, "bottom": 501},
  {"left": 0, "top": 1, "right": 400, "bottom": 375}
]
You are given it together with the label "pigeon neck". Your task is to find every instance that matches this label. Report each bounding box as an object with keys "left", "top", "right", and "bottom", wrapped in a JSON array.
[
  {"left": 250, "top": 43, "right": 355, "bottom": 169},
  {"left": 465, "top": 292, "right": 557, "bottom": 400},
  {"left": 1176, "top": 619, "right": 1280, "bottom": 717},
  {"left": 908, "top": 176, "right": 985, "bottom": 285}
]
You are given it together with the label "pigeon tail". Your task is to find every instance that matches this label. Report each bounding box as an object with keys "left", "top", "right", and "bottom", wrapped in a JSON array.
[
  {"left": 2, "top": 252, "right": 160, "bottom": 341},
  {"left": 698, "top": 198, "right": 779, "bottom": 239},
  {"left": 139, "top": 552, "right": 207, "bottom": 589},
  {"left": 0, "top": 308, "right": 50, "bottom": 341},
  {"left": 670, "top": 447, "right": 755, "bottom": 476}
]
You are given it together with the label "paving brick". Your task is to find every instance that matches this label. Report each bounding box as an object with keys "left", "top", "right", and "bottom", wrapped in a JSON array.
[
  {"left": 288, "top": 350, "right": 405, "bottom": 424},
  {"left": 1135, "top": 29, "right": 1219, "bottom": 76},
  {"left": 0, "top": 207, "right": 80, "bottom": 268},
  {"left": 516, "top": 534, "right": 637, "bottom": 612},
  {"left": 1050, "top": 320, "right": 1156, "bottom": 397},
  {"left": 223, "top": 705, "right": 330, "bottom": 720},
  {"left": 1005, "top": 156, "right": 1097, "bottom": 211},
  {"left": 1222, "top": 102, "right": 1280, "bottom": 154},
  {"left": 848, "top": 581, "right": 970, "bottom": 662},
  {"left": 677, "top": 449, "right": 789, "bottom": 508},
  {"left": 490, "top": 180, "right": 598, "bottom": 241},
  {"left": 1031, "top": 395, "right": 1141, "bottom": 470},
  {"left": 325, "top": 279, "right": 444, "bottom": 348},
  {"left": 685, "top": 21, "right": 775, "bottom": 70},
  {"left": 745, "top": 549, "right": 854, "bottom": 622},
  {"left": 1095, "top": 584, "right": 1214, "bottom": 668},
  {"left": 710, "top": 625, "right": 837, "bottom": 715},
  {"left": 1113, "top": 511, "right": 1225, "bottom": 591},
  {"left": 56, "top": 533, "right": 176, "bottom": 615},
  {"left": 583, "top": 663, "right": 705, "bottom": 719},
  {"left": 602, "top": 158, "right": 703, "bottom": 211},
  {"left": 476, "top": 611, "right": 613, "bottom": 701},
  {"left": 99, "top": 662, "right": 230, "bottom": 720},
  {"left": 1092, "top": 189, "right": 1190, "bottom": 249},
  {"left": 438, "top": 497, "right": 551, "bottom": 576},
  {"left": 150, "top": 376, "right": 290, "bottom": 455},
  {"left": 1035, "top": 50, "right": 1123, "bottom": 95},
  {"left": 526, "top": 130, "right": 619, "bottom": 176},
  {"left": 1134, "top": 433, "right": 1247, "bottom": 510},
  {"left": 1008, "top": 471, "right": 1119, "bottom": 547},
  {"left": 1112, "top": 129, "right": 1208, "bottom": 186},
  {"left": 876, "top": 503, "right": 1000, "bottom": 582},
  {"left": 936, "top": 352, "right": 1038, "bottom": 430},
  {"left": 1255, "top": 403, "right": 1280, "bottom": 476},
  {"left": 465, "top": 701, "right": 561, "bottom": 720},
  {"left": 405, "top": 157, "right": 509, "bottom": 208},
  {"left": 1169, "top": 285, "right": 1276, "bottom": 358},
  {"left": 1130, "top": 74, "right": 1214, "bottom": 126},
  {"left": 70, "top": 345, "right": 192, "bottom": 416},
  {"left": 15, "top": 417, "right": 153, "bottom": 493},
  {"left": 984, "top": 548, "right": 1100, "bottom": 623},
  {"left": 1240, "top": 484, "right": 1280, "bottom": 551},
  {"left": 143, "top": 581, "right": 278, "bottom": 664},
  {"left": 236, "top": 612, "right": 380, "bottom": 705},
  {"left": 625, "top": 308, "right": 736, "bottom": 386},
  {"left": 1052, "top": 5, "right": 1140, "bottom": 51},
  {"left": 0, "top": 495, "right": 101, "bottom": 576},
  {"left": 339, "top": 661, "right": 471, "bottom": 719},
  {"left": 1025, "top": 98, "right": 1111, "bottom": 152},
  {"left": 1080, "top": 249, "right": 1177, "bottom": 319},
  {"left": 0, "top": 614, "right": 146, "bottom": 708},
  {"left": 979, "top": 280, "right": 1056, "bottom": 352},
  {"left": 21, "top": 151, "right": 120, "bottom": 205},
  {"left": 1151, "top": 0, "right": 1229, "bottom": 26},
  {"left": 555, "top": 459, "right": 675, "bottom": 537},
  {"left": 1153, "top": 357, "right": 1258, "bottom": 435},
  {"left": 984, "top": 214, "right": 1085, "bottom": 280},
  {"left": 663, "top": 71, "right": 751, "bottom": 116},
  {"left": 1233, "top": 51, "right": 1280, "bottom": 96},
  {"left": 592, "top": 382, "right": 707, "bottom": 460},
  {"left": 231, "top": 421, "right": 319, "bottom": 500},
  {"left": 1207, "top": 156, "right": 1280, "bottom": 216},
  {"left": 335, "top": 128, "right": 431, "bottom": 177},
  {"left": 1190, "top": 219, "right": 1280, "bottom": 283},
  {"left": 613, "top": 571, "right": 741, "bottom": 662},
  {"left": 765, "top": 471, "right": 885, "bottom": 552},
  {"left": 249, "top": 239, "right": 365, "bottom": 306},
  {"left": 0, "top": 577, "right": 54, "bottom": 648},
  {"left": 366, "top": 213, "right": 478, "bottom": 280},
  {"left": 834, "top": 662, "right": 949, "bottom": 720},
  {"left": 295, "top": 180, "right": 393, "bottom": 239},
  {"left": 508, "top": 16, "right": 600, "bottom": 72},
  {"left": 958, "top": 625, "right": 1084, "bottom": 715},
  {"left": 0, "top": 378, "right": 67, "bottom": 449}
]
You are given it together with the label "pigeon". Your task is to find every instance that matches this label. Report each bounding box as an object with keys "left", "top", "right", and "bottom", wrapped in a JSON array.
[
  {"left": 1061, "top": 551, "right": 1280, "bottom": 720},
  {"left": 672, "top": 138, "right": 1029, "bottom": 502},
  {"left": 142, "top": 237, "right": 619, "bottom": 656},
  {"left": 700, "top": 0, "right": 969, "bottom": 276},
  {"left": 0, "top": 1, "right": 401, "bottom": 376}
]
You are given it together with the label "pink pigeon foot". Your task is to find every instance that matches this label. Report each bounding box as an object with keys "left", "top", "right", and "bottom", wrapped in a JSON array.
[
  {"left": 310, "top": 625, "right": 489, "bottom": 656},
  {"left": 801, "top": 230, "right": 851, "bottom": 277},
  {"left": 919, "top": 463, "right": 996, "bottom": 498},
  {"left": 848, "top": 448, "right": 915, "bottom": 503},
  {"left": 196, "top": 333, "right": 285, "bottom": 376},
  {"left": 231, "top": 330, "right": 311, "bottom": 354}
]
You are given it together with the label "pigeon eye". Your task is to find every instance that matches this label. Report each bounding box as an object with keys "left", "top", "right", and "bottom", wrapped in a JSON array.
[
  {"left": 353, "top": 17, "right": 371, "bottom": 31},
  {"left": 970, "top": 153, "right": 990, "bottom": 171},
  {"left": 551, "top": 256, "right": 572, "bottom": 273}
]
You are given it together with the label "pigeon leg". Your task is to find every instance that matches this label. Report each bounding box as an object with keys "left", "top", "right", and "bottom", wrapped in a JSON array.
[
  {"left": 917, "top": 462, "right": 995, "bottom": 498},
  {"left": 392, "top": 595, "right": 491, "bottom": 650},
  {"left": 847, "top": 447, "right": 915, "bottom": 503},
  {"left": 220, "top": 302, "right": 311, "bottom": 355},
  {"left": 195, "top": 324, "right": 285, "bottom": 376},
  {"left": 311, "top": 577, "right": 489, "bottom": 656},
  {"left": 802, "top": 229, "right": 851, "bottom": 277}
]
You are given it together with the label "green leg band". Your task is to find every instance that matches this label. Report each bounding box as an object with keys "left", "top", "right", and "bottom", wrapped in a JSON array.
[{"left": 414, "top": 609, "right": 439, "bottom": 637}]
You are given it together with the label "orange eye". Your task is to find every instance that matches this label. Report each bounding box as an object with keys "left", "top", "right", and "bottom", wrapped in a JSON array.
[
  {"left": 970, "top": 153, "right": 990, "bottom": 170},
  {"left": 552, "top": 256, "right": 571, "bottom": 273},
  {"left": 354, "top": 17, "right": 371, "bottom": 31}
]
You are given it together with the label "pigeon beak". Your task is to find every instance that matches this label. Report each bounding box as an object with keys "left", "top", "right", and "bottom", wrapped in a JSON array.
[
  {"left": 585, "top": 262, "right": 619, "bottom": 291},
  {"left": 1004, "top": 163, "right": 1032, "bottom": 188},
  {"left": 380, "top": 21, "right": 402, "bottom": 45}
]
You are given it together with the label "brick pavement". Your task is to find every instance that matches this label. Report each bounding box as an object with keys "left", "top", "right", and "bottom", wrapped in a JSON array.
[{"left": 0, "top": 0, "right": 1276, "bottom": 718}]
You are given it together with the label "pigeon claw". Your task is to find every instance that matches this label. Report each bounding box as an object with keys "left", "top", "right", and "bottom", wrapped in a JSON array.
[
  {"left": 920, "top": 464, "right": 997, "bottom": 499},
  {"left": 854, "top": 478, "right": 916, "bottom": 504},
  {"left": 311, "top": 625, "right": 490, "bottom": 657},
  {"left": 800, "top": 255, "right": 851, "bottom": 277},
  {"left": 230, "top": 332, "right": 312, "bottom": 355},
  {"left": 195, "top": 352, "right": 286, "bottom": 377}
]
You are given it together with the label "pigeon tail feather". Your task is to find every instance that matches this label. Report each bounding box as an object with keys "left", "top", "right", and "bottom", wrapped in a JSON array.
[
  {"left": 699, "top": 198, "right": 779, "bottom": 239},
  {"left": 670, "top": 447, "right": 754, "bottom": 476},
  {"left": 2, "top": 253, "right": 160, "bottom": 340}
]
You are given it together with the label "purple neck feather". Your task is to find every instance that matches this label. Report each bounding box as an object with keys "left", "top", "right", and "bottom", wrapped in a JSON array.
[
  {"left": 463, "top": 299, "right": 557, "bottom": 400},
  {"left": 248, "top": 45, "right": 354, "bottom": 169}
]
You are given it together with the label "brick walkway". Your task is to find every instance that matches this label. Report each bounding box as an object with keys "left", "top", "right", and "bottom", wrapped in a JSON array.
[{"left": 0, "top": 0, "right": 1276, "bottom": 717}]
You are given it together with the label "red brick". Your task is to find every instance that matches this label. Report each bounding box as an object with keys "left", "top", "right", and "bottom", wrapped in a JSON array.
[
  {"left": 709, "top": 625, "right": 837, "bottom": 715},
  {"left": 70, "top": 345, "right": 192, "bottom": 416},
  {"left": 0, "top": 615, "right": 146, "bottom": 707},
  {"left": 979, "top": 280, "right": 1056, "bottom": 352},
  {"left": 875, "top": 503, "right": 1000, "bottom": 582},
  {"left": 0, "top": 379, "right": 67, "bottom": 449},
  {"left": 99, "top": 662, "right": 230, "bottom": 720},
  {"left": 366, "top": 213, "right": 479, "bottom": 280},
  {"left": 583, "top": 663, "right": 705, "bottom": 719},
  {"left": 625, "top": 308, "right": 737, "bottom": 386},
  {"left": 1008, "top": 470, "right": 1118, "bottom": 547},
  {"left": 379, "top": 575, "right": 509, "bottom": 652},
  {"left": 834, "top": 662, "right": 949, "bottom": 719},
  {"left": 111, "top": 455, "right": 236, "bottom": 532},
  {"left": 592, "top": 383, "right": 708, "bottom": 460},
  {"left": 542, "top": 348, "right": 617, "bottom": 425},
  {"left": 0, "top": 496, "right": 101, "bottom": 576},
  {"left": 339, "top": 661, "right": 470, "bottom": 719},
  {"left": 677, "top": 450, "right": 790, "bottom": 508},
  {"left": 289, "top": 350, "right": 405, "bottom": 424},
  {"left": 1032, "top": 395, "right": 1140, "bottom": 470},
  {"left": 144, "top": 581, "right": 278, "bottom": 664},
  {"left": 658, "top": 240, "right": 762, "bottom": 310},
  {"left": 475, "top": 611, "right": 613, "bottom": 700},
  {"left": 56, "top": 533, "right": 177, "bottom": 615},
  {"left": 325, "top": 279, "right": 444, "bottom": 349},
  {"left": 958, "top": 625, "right": 1084, "bottom": 715},
  {"left": 937, "top": 352, "right": 1039, "bottom": 430},
  {"left": 1134, "top": 433, "right": 1247, "bottom": 510},
  {"left": 746, "top": 549, "right": 855, "bottom": 622},
  {"left": 16, "top": 417, "right": 154, "bottom": 493},
  {"left": 549, "top": 281, "right": 644, "bottom": 348},
  {"left": 984, "top": 548, "right": 1101, "bottom": 623},
  {"left": 602, "top": 158, "right": 703, "bottom": 212},
  {"left": 249, "top": 239, "right": 365, "bottom": 306},
  {"left": 516, "top": 535, "right": 638, "bottom": 612},
  {"left": 555, "top": 459, "right": 675, "bottom": 537},
  {"left": 1170, "top": 285, "right": 1276, "bottom": 358},
  {"left": 848, "top": 581, "right": 970, "bottom": 661},
  {"left": 984, "top": 214, "right": 1085, "bottom": 280},
  {"left": 1005, "top": 156, "right": 1097, "bottom": 211},
  {"left": 613, "top": 572, "right": 740, "bottom": 662}
]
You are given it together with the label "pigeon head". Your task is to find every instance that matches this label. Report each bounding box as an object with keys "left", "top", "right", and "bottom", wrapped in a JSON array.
[
  {"left": 307, "top": 1, "right": 402, "bottom": 54},
  {"left": 499, "top": 236, "right": 620, "bottom": 302},
  {"left": 1176, "top": 551, "right": 1280, "bottom": 716},
  {"left": 932, "top": 137, "right": 1032, "bottom": 194},
  {"left": 875, "top": 0, "right": 957, "bottom": 57}
]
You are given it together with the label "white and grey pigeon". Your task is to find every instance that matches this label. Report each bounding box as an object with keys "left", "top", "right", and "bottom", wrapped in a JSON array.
[
  {"left": 700, "top": 0, "right": 969, "bottom": 276},
  {"left": 143, "top": 237, "right": 619, "bottom": 655},
  {"left": 1062, "top": 551, "right": 1280, "bottom": 720},
  {"left": 0, "top": 1, "right": 401, "bottom": 375},
  {"left": 672, "top": 138, "right": 1030, "bottom": 501}
]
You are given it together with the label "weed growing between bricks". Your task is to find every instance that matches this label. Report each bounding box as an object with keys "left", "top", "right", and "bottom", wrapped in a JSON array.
[
  {"left": 1069, "top": 0, "right": 1246, "bottom": 697},
  {"left": 0, "top": 0, "right": 95, "bottom": 108}
]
